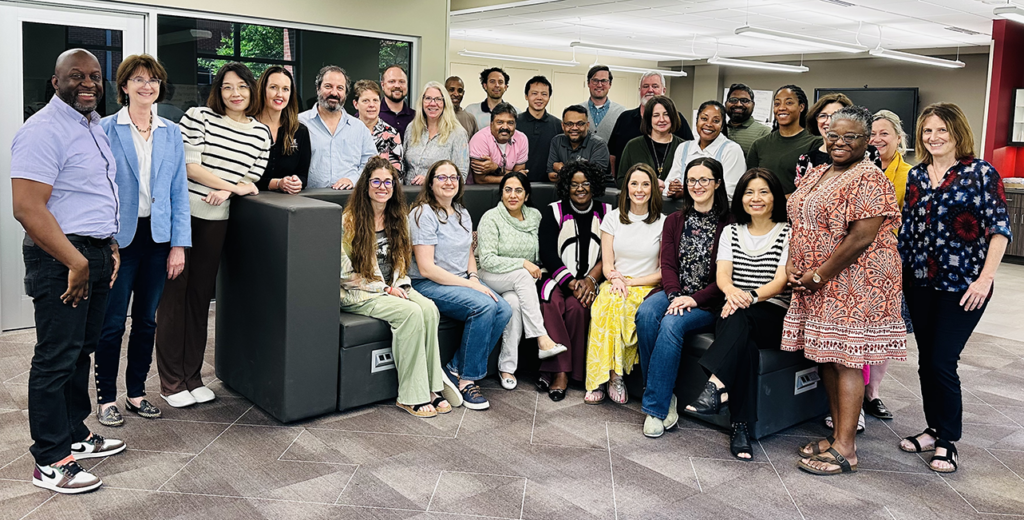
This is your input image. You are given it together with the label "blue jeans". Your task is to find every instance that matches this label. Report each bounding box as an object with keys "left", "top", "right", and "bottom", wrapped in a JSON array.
[
  {"left": 412, "top": 278, "right": 512, "bottom": 381},
  {"left": 636, "top": 291, "right": 716, "bottom": 420},
  {"left": 95, "top": 220, "right": 170, "bottom": 404}
]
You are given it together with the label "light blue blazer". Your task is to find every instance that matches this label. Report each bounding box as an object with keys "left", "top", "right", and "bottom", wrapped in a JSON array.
[{"left": 100, "top": 111, "right": 192, "bottom": 248}]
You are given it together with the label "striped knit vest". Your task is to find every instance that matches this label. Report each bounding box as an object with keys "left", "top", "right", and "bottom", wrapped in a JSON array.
[{"left": 729, "top": 223, "right": 791, "bottom": 306}]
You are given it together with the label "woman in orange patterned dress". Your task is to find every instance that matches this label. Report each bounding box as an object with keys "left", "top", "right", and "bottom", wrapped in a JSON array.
[{"left": 782, "top": 106, "right": 907, "bottom": 475}]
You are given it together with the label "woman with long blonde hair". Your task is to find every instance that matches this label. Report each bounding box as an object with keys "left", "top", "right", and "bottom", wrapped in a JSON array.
[{"left": 403, "top": 81, "right": 470, "bottom": 185}]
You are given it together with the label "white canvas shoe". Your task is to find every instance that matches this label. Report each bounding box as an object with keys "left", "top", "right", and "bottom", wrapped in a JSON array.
[
  {"left": 162, "top": 390, "right": 197, "bottom": 408},
  {"left": 190, "top": 386, "right": 216, "bottom": 403}
]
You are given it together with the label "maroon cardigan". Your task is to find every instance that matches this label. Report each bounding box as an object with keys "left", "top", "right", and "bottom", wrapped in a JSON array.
[{"left": 658, "top": 209, "right": 733, "bottom": 310}]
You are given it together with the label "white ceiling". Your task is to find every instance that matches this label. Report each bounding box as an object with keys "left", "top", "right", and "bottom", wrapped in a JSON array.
[{"left": 450, "top": 0, "right": 1012, "bottom": 61}]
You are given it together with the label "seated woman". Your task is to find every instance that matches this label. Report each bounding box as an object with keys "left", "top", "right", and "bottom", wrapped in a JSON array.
[
  {"left": 683, "top": 168, "right": 791, "bottom": 461},
  {"left": 477, "top": 172, "right": 568, "bottom": 390},
  {"left": 636, "top": 157, "right": 732, "bottom": 438},
  {"left": 585, "top": 163, "right": 664, "bottom": 405},
  {"left": 537, "top": 160, "right": 611, "bottom": 401},
  {"left": 409, "top": 160, "right": 512, "bottom": 411},
  {"left": 340, "top": 157, "right": 461, "bottom": 417}
]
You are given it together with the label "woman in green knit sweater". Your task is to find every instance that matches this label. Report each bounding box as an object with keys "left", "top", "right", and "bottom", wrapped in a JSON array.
[
  {"left": 616, "top": 95, "right": 686, "bottom": 190},
  {"left": 477, "top": 172, "right": 568, "bottom": 389}
]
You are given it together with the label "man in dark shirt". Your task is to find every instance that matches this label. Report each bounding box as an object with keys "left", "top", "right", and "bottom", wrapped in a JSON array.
[
  {"left": 547, "top": 105, "right": 611, "bottom": 185},
  {"left": 607, "top": 71, "right": 693, "bottom": 173},
  {"left": 378, "top": 65, "right": 415, "bottom": 138},
  {"left": 516, "top": 76, "right": 561, "bottom": 183}
]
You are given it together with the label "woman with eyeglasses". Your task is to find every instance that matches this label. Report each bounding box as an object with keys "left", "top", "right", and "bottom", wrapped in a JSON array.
[
  {"left": 536, "top": 160, "right": 611, "bottom": 401},
  {"left": 745, "top": 85, "right": 821, "bottom": 194},
  {"left": 156, "top": 62, "right": 271, "bottom": 408},
  {"left": 785, "top": 106, "right": 906, "bottom": 475},
  {"left": 477, "top": 172, "right": 568, "bottom": 390},
  {"left": 94, "top": 54, "right": 192, "bottom": 426},
  {"left": 339, "top": 157, "right": 461, "bottom": 418},
  {"left": 404, "top": 82, "right": 469, "bottom": 185},
  {"left": 409, "top": 161, "right": 512, "bottom": 411},
  {"left": 664, "top": 100, "right": 746, "bottom": 201},
  {"left": 251, "top": 66, "right": 310, "bottom": 194}
]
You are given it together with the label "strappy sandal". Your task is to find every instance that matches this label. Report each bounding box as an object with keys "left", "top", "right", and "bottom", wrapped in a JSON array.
[
  {"left": 396, "top": 401, "right": 438, "bottom": 418},
  {"left": 730, "top": 423, "right": 753, "bottom": 460},
  {"left": 431, "top": 396, "right": 452, "bottom": 414},
  {"left": 584, "top": 386, "right": 606, "bottom": 405},
  {"left": 900, "top": 427, "right": 938, "bottom": 453},
  {"left": 929, "top": 439, "right": 959, "bottom": 474},
  {"left": 797, "top": 447, "right": 858, "bottom": 475},
  {"left": 608, "top": 377, "right": 628, "bottom": 404},
  {"left": 798, "top": 435, "right": 835, "bottom": 457},
  {"left": 688, "top": 381, "right": 725, "bottom": 415}
]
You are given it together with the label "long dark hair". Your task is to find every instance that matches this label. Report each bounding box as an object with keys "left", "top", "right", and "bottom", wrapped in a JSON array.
[
  {"left": 678, "top": 157, "right": 730, "bottom": 222},
  {"left": 250, "top": 66, "right": 300, "bottom": 155},
  {"left": 498, "top": 171, "right": 533, "bottom": 208},
  {"left": 343, "top": 157, "right": 410, "bottom": 282},
  {"left": 412, "top": 160, "right": 470, "bottom": 231},
  {"left": 207, "top": 62, "right": 257, "bottom": 116},
  {"left": 731, "top": 168, "right": 788, "bottom": 224},
  {"left": 772, "top": 84, "right": 809, "bottom": 132}
]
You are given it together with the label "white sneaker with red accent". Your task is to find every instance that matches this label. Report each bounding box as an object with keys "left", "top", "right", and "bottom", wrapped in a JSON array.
[{"left": 32, "top": 460, "right": 102, "bottom": 494}]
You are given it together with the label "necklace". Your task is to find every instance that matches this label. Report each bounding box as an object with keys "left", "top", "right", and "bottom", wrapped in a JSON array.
[
  {"left": 646, "top": 136, "right": 670, "bottom": 175},
  {"left": 570, "top": 199, "right": 593, "bottom": 214},
  {"left": 130, "top": 111, "right": 153, "bottom": 133}
]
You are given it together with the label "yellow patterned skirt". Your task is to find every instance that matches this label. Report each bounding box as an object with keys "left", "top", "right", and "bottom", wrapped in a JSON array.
[{"left": 585, "top": 282, "right": 656, "bottom": 391}]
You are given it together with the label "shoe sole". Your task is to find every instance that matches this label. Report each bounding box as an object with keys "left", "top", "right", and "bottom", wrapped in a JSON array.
[
  {"left": 663, "top": 415, "right": 679, "bottom": 431},
  {"left": 463, "top": 400, "right": 490, "bottom": 410},
  {"left": 192, "top": 395, "right": 215, "bottom": 404},
  {"left": 32, "top": 478, "right": 102, "bottom": 494},
  {"left": 72, "top": 443, "right": 126, "bottom": 460},
  {"left": 440, "top": 375, "right": 464, "bottom": 409},
  {"left": 97, "top": 419, "right": 124, "bottom": 427},
  {"left": 643, "top": 428, "right": 665, "bottom": 438},
  {"left": 161, "top": 395, "right": 196, "bottom": 408}
]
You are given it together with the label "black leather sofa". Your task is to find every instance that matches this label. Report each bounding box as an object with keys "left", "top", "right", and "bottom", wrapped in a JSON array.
[{"left": 215, "top": 183, "right": 825, "bottom": 438}]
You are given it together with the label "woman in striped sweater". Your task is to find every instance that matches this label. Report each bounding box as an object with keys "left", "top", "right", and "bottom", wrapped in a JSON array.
[
  {"left": 155, "top": 62, "right": 272, "bottom": 408},
  {"left": 683, "top": 168, "right": 791, "bottom": 461}
]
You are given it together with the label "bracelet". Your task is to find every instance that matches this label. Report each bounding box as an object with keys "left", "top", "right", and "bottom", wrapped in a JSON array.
[
  {"left": 469, "top": 272, "right": 479, "bottom": 279},
  {"left": 586, "top": 275, "right": 598, "bottom": 287}
]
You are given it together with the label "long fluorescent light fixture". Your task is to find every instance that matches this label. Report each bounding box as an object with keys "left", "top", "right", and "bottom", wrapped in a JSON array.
[
  {"left": 735, "top": 26, "right": 867, "bottom": 53},
  {"left": 994, "top": 5, "right": 1024, "bottom": 24},
  {"left": 452, "top": 0, "right": 563, "bottom": 16},
  {"left": 603, "top": 64, "right": 687, "bottom": 77},
  {"left": 707, "top": 56, "right": 808, "bottom": 73},
  {"left": 868, "top": 48, "right": 965, "bottom": 68},
  {"left": 457, "top": 50, "right": 578, "bottom": 67},
  {"left": 570, "top": 41, "right": 698, "bottom": 61}
]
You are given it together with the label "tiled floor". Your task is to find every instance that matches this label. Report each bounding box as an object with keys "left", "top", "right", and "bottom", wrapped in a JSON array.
[{"left": 2, "top": 265, "right": 1024, "bottom": 519}]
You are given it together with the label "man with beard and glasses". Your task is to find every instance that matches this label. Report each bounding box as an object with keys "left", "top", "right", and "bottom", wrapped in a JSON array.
[
  {"left": 465, "top": 67, "right": 518, "bottom": 132},
  {"left": 446, "top": 76, "right": 478, "bottom": 138},
  {"left": 379, "top": 65, "right": 415, "bottom": 138},
  {"left": 11, "top": 49, "right": 127, "bottom": 494},
  {"left": 547, "top": 105, "right": 610, "bottom": 185},
  {"left": 724, "top": 83, "right": 770, "bottom": 156},
  {"left": 607, "top": 71, "right": 693, "bottom": 175},
  {"left": 299, "top": 65, "right": 376, "bottom": 189},
  {"left": 517, "top": 76, "right": 561, "bottom": 183},
  {"left": 469, "top": 102, "right": 528, "bottom": 184}
]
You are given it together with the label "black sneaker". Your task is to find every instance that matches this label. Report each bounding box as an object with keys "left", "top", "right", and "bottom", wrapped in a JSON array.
[
  {"left": 71, "top": 433, "right": 126, "bottom": 459},
  {"left": 32, "top": 460, "right": 102, "bottom": 494}
]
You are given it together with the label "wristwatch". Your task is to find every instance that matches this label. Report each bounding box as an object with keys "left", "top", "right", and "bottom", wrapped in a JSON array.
[
  {"left": 812, "top": 270, "right": 823, "bottom": 284},
  {"left": 748, "top": 290, "right": 759, "bottom": 304}
]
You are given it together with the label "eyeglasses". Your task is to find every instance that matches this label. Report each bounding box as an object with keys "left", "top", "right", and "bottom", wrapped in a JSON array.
[
  {"left": 564, "top": 121, "right": 588, "bottom": 128},
  {"left": 816, "top": 113, "right": 834, "bottom": 122},
  {"left": 589, "top": 78, "right": 610, "bottom": 85},
  {"left": 221, "top": 84, "right": 250, "bottom": 93},
  {"left": 434, "top": 174, "right": 458, "bottom": 184},
  {"left": 130, "top": 77, "right": 162, "bottom": 87},
  {"left": 369, "top": 179, "right": 393, "bottom": 189},
  {"left": 503, "top": 187, "right": 525, "bottom": 196},
  {"left": 726, "top": 97, "right": 753, "bottom": 105},
  {"left": 824, "top": 132, "right": 865, "bottom": 144},
  {"left": 686, "top": 178, "right": 716, "bottom": 187},
  {"left": 570, "top": 181, "right": 591, "bottom": 189},
  {"left": 424, "top": 96, "right": 444, "bottom": 105}
]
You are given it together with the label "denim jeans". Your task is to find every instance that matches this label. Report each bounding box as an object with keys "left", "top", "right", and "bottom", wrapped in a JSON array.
[
  {"left": 25, "top": 238, "right": 113, "bottom": 466},
  {"left": 635, "top": 291, "right": 716, "bottom": 420},
  {"left": 95, "top": 219, "right": 170, "bottom": 404},
  {"left": 411, "top": 278, "right": 511, "bottom": 381}
]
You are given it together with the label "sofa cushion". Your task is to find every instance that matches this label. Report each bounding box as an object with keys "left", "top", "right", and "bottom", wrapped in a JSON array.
[{"left": 339, "top": 311, "right": 463, "bottom": 350}]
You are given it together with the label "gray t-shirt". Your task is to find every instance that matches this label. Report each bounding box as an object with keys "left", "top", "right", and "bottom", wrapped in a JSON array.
[{"left": 408, "top": 203, "right": 473, "bottom": 279}]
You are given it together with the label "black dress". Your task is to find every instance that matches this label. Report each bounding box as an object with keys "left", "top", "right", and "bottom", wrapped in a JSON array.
[{"left": 255, "top": 123, "right": 312, "bottom": 191}]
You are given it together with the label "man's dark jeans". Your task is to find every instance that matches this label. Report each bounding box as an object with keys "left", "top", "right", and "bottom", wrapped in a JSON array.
[{"left": 24, "top": 238, "right": 113, "bottom": 466}]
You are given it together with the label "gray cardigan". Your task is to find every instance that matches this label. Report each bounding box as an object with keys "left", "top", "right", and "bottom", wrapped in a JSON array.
[{"left": 581, "top": 99, "right": 626, "bottom": 142}]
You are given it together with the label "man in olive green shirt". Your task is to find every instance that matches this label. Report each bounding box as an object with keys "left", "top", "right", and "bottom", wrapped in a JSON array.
[{"left": 725, "top": 83, "right": 770, "bottom": 156}]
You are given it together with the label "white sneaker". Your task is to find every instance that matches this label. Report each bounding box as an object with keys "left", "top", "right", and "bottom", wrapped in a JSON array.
[
  {"left": 190, "top": 386, "right": 216, "bottom": 403},
  {"left": 71, "top": 433, "right": 126, "bottom": 460},
  {"left": 162, "top": 390, "right": 197, "bottom": 408},
  {"left": 33, "top": 460, "right": 101, "bottom": 494}
]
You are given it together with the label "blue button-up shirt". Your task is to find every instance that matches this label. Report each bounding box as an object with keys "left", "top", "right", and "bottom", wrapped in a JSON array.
[
  {"left": 298, "top": 107, "right": 377, "bottom": 188},
  {"left": 10, "top": 95, "right": 119, "bottom": 238}
]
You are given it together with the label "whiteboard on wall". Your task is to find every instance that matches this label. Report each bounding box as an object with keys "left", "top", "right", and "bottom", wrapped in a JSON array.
[{"left": 723, "top": 88, "right": 774, "bottom": 125}]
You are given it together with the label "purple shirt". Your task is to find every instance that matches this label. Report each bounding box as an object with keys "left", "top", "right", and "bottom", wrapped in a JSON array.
[
  {"left": 468, "top": 128, "right": 529, "bottom": 184},
  {"left": 379, "top": 101, "right": 416, "bottom": 139},
  {"left": 10, "top": 96, "right": 119, "bottom": 239}
]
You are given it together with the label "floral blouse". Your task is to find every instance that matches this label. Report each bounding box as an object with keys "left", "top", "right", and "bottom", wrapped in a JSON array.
[
  {"left": 898, "top": 157, "right": 1012, "bottom": 293},
  {"left": 676, "top": 210, "right": 718, "bottom": 295},
  {"left": 371, "top": 119, "right": 404, "bottom": 182}
]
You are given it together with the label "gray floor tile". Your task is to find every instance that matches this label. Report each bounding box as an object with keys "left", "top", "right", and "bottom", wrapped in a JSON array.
[{"left": 427, "top": 470, "right": 525, "bottom": 518}]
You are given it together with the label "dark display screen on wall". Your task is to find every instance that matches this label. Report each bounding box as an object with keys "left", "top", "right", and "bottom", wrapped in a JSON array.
[{"left": 815, "top": 87, "right": 919, "bottom": 150}]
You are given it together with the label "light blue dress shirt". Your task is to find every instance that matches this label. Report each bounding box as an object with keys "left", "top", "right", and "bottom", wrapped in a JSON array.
[{"left": 298, "top": 107, "right": 377, "bottom": 188}]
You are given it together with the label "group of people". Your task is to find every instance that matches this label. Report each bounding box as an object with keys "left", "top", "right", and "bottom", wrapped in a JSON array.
[{"left": 9, "top": 48, "right": 1011, "bottom": 495}]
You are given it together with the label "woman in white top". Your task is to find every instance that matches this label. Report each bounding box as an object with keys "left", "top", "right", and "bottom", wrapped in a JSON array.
[
  {"left": 584, "top": 164, "right": 664, "bottom": 405},
  {"left": 665, "top": 100, "right": 745, "bottom": 201}
]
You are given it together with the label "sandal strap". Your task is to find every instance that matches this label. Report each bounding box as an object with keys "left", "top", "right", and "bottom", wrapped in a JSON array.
[{"left": 818, "top": 447, "right": 852, "bottom": 472}]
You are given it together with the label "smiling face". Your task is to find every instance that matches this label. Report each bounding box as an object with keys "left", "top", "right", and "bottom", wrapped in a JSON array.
[
  {"left": 696, "top": 105, "right": 724, "bottom": 144},
  {"left": 367, "top": 168, "right": 394, "bottom": 205},
  {"left": 816, "top": 101, "right": 845, "bottom": 136},
  {"left": 484, "top": 71, "right": 507, "bottom": 101},
  {"left": 317, "top": 71, "right": 347, "bottom": 112},
  {"left": 725, "top": 90, "right": 754, "bottom": 124},
  {"left": 588, "top": 70, "right": 611, "bottom": 100},
  {"left": 742, "top": 177, "right": 773, "bottom": 218},
  {"left": 639, "top": 74, "right": 664, "bottom": 105},
  {"left": 422, "top": 87, "right": 445, "bottom": 121},
  {"left": 445, "top": 78, "right": 465, "bottom": 108},
  {"left": 562, "top": 110, "right": 588, "bottom": 144},
  {"left": 826, "top": 118, "right": 868, "bottom": 167},
  {"left": 54, "top": 51, "right": 103, "bottom": 115},
  {"left": 382, "top": 67, "right": 408, "bottom": 103},
  {"left": 430, "top": 163, "right": 460, "bottom": 201},
  {"left": 686, "top": 164, "right": 718, "bottom": 206},
  {"left": 649, "top": 103, "right": 672, "bottom": 136},
  {"left": 773, "top": 88, "right": 803, "bottom": 128},
  {"left": 355, "top": 89, "right": 380, "bottom": 121},
  {"left": 263, "top": 72, "right": 291, "bottom": 115},
  {"left": 123, "top": 66, "right": 160, "bottom": 109},
  {"left": 870, "top": 118, "right": 900, "bottom": 161},
  {"left": 490, "top": 112, "right": 516, "bottom": 144},
  {"left": 526, "top": 82, "right": 550, "bottom": 112},
  {"left": 220, "top": 70, "right": 251, "bottom": 115},
  {"left": 501, "top": 176, "right": 527, "bottom": 213},
  {"left": 627, "top": 170, "right": 652, "bottom": 209},
  {"left": 921, "top": 114, "right": 956, "bottom": 160},
  {"left": 568, "top": 171, "right": 593, "bottom": 207}
]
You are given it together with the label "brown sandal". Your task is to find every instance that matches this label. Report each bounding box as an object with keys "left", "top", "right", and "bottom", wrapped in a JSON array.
[
  {"left": 396, "top": 401, "right": 437, "bottom": 418},
  {"left": 798, "top": 435, "right": 835, "bottom": 457},
  {"left": 431, "top": 396, "right": 452, "bottom": 414}
]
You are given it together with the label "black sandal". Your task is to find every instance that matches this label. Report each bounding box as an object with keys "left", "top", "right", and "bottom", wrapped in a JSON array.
[
  {"left": 689, "top": 381, "right": 725, "bottom": 415},
  {"left": 900, "top": 427, "right": 938, "bottom": 453},
  {"left": 730, "top": 422, "right": 752, "bottom": 460},
  {"left": 798, "top": 447, "right": 858, "bottom": 475},
  {"left": 930, "top": 439, "right": 959, "bottom": 473}
]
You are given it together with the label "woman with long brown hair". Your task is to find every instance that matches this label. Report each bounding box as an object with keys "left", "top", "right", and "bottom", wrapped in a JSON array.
[
  {"left": 250, "top": 66, "right": 310, "bottom": 193},
  {"left": 340, "top": 156, "right": 461, "bottom": 418}
]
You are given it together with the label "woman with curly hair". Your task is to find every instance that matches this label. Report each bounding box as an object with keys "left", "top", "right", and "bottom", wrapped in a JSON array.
[
  {"left": 535, "top": 159, "right": 612, "bottom": 400},
  {"left": 340, "top": 156, "right": 462, "bottom": 418}
]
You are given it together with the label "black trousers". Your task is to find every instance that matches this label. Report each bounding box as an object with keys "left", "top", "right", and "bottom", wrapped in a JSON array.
[
  {"left": 698, "top": 302, "right": 787, "bottom": 424},
  {"left": 905, "top": 286, "right": 987, "bottom": 442},
  {"left": 24, "top": 238, "right": 113, "bottom": 466}
]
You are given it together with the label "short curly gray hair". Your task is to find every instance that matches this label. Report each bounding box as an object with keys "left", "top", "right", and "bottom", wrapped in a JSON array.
[
  {"left": 872, "top": 109, "right": 908, "bottom": 155},
  {"left": 829, "top": 105, "right": 873, "bottom": 136}
]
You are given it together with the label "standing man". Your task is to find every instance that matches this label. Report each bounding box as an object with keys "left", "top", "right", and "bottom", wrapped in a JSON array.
[
  {"left": 517, "top": 76, "right": 561, "bottom": 183},
  {"left": 547, "top": 105, "right": 611, "bottom": 184},
  {"left": 607, "top": 71, "right": 694, "bottom": 173},
  {"left": 299, "top": 65, "right": 377, "bottom": 190},
  {"left": 446, "top": 76, "right": 478, "bottom": 138},
  {"left": 11, "top": 49, "right": 127, "bottom": 494},
  {"left": 379, "top": 65, "right": 416, "bottom": 138},
  {"left": 469, "top": 102, "right": 529, "bottom": 184},
  {"left": 465, "top": 67, "right": 514, "bottom": 131},
  {"left": 724, "top": 83, "right": 770, "bottom": 156},
  {"left": 579, "top": 65, "right": 626, "bottom": 142}
]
